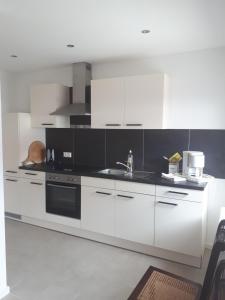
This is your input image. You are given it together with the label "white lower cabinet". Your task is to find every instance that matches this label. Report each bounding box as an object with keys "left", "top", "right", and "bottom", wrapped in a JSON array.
[
  {"left": 155, "top": 197, "right": 204, "bottom": 256},
  {"left": 20, "top": 178, "right": 45, "bottom": 219},
  {"left": 115, "top": 191, "right": 155, "bottom": 245},
  {"left": 4, "top": 177, "right": 22, "bottom": 215},
  {"left": 81, "top": 186, "right": 115, "bottom": 236}
]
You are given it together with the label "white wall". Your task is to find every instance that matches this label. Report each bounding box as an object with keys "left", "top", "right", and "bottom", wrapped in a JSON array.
[
  {"left": 93, "top": 47, "right": 225, "bottom": 129},
  {"left": 0, "top": 72, "right": 10, "bottom": 298}
]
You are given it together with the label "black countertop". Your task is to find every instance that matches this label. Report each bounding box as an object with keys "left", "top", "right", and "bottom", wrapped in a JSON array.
[{"left": 19, "top": 164, "right": 207, "bottom": 191}]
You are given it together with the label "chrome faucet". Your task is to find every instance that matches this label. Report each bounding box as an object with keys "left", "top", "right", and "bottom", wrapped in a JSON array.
[{"left": 116, "top": 150, "right": 134, "bottom": 175}]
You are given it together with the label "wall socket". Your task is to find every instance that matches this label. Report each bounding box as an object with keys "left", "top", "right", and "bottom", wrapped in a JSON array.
[{"left": 63, "top": 152, "right": 72, "bottom": 158}]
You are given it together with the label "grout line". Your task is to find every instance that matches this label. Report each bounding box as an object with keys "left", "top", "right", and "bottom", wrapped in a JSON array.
[
  {"left": 188, "top": 129, "right": 191, "bottom": 150},
  {"left": 104, "top": 129, "right": 107, "bottom": 168},
  {"left": 142, "top": 129, "right": 145, "bottom": 170}
]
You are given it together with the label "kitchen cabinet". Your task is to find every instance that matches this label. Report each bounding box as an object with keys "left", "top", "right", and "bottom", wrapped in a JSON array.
[
  {"left": 4, "top": 176, "right": 22, "bottom": 215},
  {"left": 20, "top": 178, "right": 45, "bottom": 219},
  {"left": 91, "top": 74, "right": 168, "bottom": 129},
  {"left": 30, "top": 84, "right": 70, "bottom": 128},
  {"left": 81, "top": 186, "right": 115, "bottom": 236},
  {"left": 115, "top": 191, "right": 155, "bottom": 245},
  {"left": 91, "top": 78, "right": 125, "bottom": 128},
  {"left": 155, "top": 197, "right": 205, "bottom": 256},
  {"left": 3, "top": 113, "right": 45, "bottom": 176}
]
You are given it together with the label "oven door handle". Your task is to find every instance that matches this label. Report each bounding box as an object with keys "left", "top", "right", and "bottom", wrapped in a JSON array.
[{"left": 46, "top": 183, "right": 77, "bottom": 190}]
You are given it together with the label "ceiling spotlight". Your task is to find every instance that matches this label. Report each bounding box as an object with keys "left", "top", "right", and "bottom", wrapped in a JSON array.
[
  {"left": 10, "top": 54, "right": 18, "bottom": 58},
  {"left": 66, "top": 44, "right": 75, "bottom": 48},
  {"left": 141, "top": 29, "right": 150, "bottom": 34}
]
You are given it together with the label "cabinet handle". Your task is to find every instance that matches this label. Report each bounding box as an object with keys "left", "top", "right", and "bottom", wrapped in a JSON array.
[
  {"left": 41, "top": 123, "right": 54, "bottom": 126},
  {"left": 5, "top": 179, "right": 18, "bottom": 182},
  {"left": 117, "top": 194, "right": 134, "bottom": 199},
  {"left": 158, "top": 201, "right": 178, "bottom": 206},
  {"left": 5, "top": 170, "right": 17, "bottom": 174},
  {"left": 167, "top": 191, "right": 189, "bottom": 196},
  {"left": 25, "top": 172, "right": 37, "bottom": 176},
  {"left": 105, "top": 124, "right": 121, "bottom": 127},
  {"left": 96, "top": 191, "right": 112, "bottom": 196},
  {"left": 30, "top": 182, "right": 43, "bottom": 186},
  {"left": 126, "top": 124, "right": 143, "bottom": 126}
]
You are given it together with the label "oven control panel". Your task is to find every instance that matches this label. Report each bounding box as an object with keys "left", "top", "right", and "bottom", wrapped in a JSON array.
[{"left": 46, "top": 173, "right": 81, "bottom": 185}]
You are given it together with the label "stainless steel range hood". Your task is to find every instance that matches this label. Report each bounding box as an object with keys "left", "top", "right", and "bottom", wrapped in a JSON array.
[{"left": 51, "top": 62, "right": 91, "bottom": 116}]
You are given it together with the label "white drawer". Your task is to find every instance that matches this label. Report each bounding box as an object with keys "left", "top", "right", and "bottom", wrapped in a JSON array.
[
  {"left": 116, "top": 180, "right": 155, "bottom": 195},
  {"left": 4, "top": 169, "right": 20, "bottom": 178},
  {"left": 155, "top": 185, "right": 203, "bottom": 203},
  {"left": 19, "top": 169, "right": 45, "bottom": 181},
  {"left": 81, "top": 176, "right": 115, "bottom": 190}
]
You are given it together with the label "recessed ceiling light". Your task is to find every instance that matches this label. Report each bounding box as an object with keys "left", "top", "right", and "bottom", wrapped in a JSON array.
[
  {"left": 66, "top": 44, "right": 75, "bottom": 48},
  {"left": 10, "top": 54, "right": 18, "bottom": 58},
  {"left": 141, "top": 29, "right": 150, "bottom": 34}
]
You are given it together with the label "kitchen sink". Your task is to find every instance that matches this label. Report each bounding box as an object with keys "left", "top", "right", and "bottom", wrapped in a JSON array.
[
  {"left": 97, "top": 169, "right": 127, "bottom": 176},
  {"left": 97, "top": 169, "right": 155, "bottom": 179}
]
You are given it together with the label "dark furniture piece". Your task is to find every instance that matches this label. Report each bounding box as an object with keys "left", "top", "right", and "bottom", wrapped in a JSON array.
[{"left": 128, "top": 219, "right": 225, "bottom": 300}]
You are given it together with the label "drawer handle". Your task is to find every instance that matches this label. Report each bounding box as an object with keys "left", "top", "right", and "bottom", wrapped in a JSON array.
[
  {"left": 5, "top": 170, "right": 17, "bottom": 174},
  {"left": 30, "top": 182, "right": 43, "bottom": 186},
  {"left": 105, "top": 124, "right": 121, "bottom": 127},
  {"left": 167, "top": 191, "right": 189, "bottom": 196},
  {"left": 25, "top": 172, "right": 37, "bottom": 176},
  {"left": 5, "top": 179, "right": 18, "bottom": 182},
  {"left": 117, "top": 194, "right": 134, "bottom": 199},
  {"left": 41, "top": 123, "right": 54, "bottom": 126},
  {"left": 96, "top": 191, "right": 112, "bottom": 196},
  {"left": 126, "top": 124, "right": 143, "bottom": 126},
  {"left": 158, "top": 201, "right": 178, "bottom": 206}
]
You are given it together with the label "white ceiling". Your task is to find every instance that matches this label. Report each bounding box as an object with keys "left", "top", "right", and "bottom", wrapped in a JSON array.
[{"left": 0, "top": 0, "right": 225, "bottom": 71}]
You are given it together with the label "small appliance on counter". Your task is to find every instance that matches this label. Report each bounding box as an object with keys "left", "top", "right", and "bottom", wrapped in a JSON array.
[
  {"left": 46, "top": 148, "right": 55, "bottom": 164},
  {"left": 182, "top": 151, "right": 205, "bottom": 178}
]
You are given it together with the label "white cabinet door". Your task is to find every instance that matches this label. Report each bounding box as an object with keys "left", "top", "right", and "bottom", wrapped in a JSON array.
[
  {"left": 21, "top": 179, "right": 45, "bottom": 219},
  {"left": 30, "top": 84, "right": 69, "bottom": 115},
  {"left": 91, "top": 78, "right": 125, "bottom": 128},
  {"left": 124, "top": 74, "right": 166, "bottom": 129},
  {"left": 4, "top": 177, "right": 22, "bottom": 215},
  {"left": 155, "top": 197, "right": 203, "bottom": 256},
  {"left": 81, "top": 186, "right": 115, "bottom": 235},
  {"left": 115, "top": 191, "right": 155, "bottom": 245}
]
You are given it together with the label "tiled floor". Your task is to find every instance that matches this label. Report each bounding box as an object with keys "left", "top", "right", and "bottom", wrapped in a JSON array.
[{"left": 3, "top": 219, "right": 210, "bottom": 300}]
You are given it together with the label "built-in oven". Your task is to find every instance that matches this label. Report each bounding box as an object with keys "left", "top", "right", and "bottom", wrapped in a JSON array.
[{"left": 46, "top": 173, "right": 81, "bottom": 219}]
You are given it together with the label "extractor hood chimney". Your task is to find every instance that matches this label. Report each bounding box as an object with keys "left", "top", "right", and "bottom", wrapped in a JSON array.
[{"left": 51, "top": 62, "right": 91, "bottom": 116}]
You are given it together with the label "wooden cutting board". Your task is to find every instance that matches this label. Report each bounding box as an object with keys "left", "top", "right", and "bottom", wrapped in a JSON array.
[{"left": 22, "top": 141, "right": 46, "bottom": 165}]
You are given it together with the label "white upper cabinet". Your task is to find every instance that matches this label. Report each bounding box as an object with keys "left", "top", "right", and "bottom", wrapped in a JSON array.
[
  {"left": 124, "top": 74, "right": 167, "bottom": 129},
  {"left": 91, "top": 78, "right": 125, "bottom": 128},
  {"left": 3, "top": 113, "right": 45, "bottom": 175},
  {"left": 30, "top": 84, "right": 70, "bottom": 128},
  {"left": 91, "top": 74, "right": 168, "bottom": 129}
]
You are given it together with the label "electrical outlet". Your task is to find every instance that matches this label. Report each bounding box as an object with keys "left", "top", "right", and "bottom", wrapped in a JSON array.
[{"left": 63, "top": 152, "right": 72, "bottom": 158}]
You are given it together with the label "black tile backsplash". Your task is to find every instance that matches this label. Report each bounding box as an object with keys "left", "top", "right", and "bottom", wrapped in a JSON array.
[
  {"left": 106, "top": 129, "right": 143, "bottom": 170},
  {"left": 46, "top": 128, "right": 225, "bottom": 179},
  {"left": 144, "top": 130, "right": 189, "bottom": 173},
  {"left": 74, "top": 129, "right": 105, "bottom": 168},
  {"left": 46, "top": 128, "right": 74, "bottom": 167},
  {"left": 189, "top": 130, "right": 225, "bottom": 178}
]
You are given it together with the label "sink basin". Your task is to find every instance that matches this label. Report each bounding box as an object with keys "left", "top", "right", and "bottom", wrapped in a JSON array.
[
  {"left": 97, "top": 169, "right": 155, "bottom": 179},
  {"left": 97, "top": 169, "right": 127, "bottom": 176}
]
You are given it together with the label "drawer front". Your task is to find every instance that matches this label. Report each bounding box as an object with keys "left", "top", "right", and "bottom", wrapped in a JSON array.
[
  {"left": 81, "top": 176, "right": 115, "bottom": 190},
  {"left": 4, "top": 169, "right": 20, "bottom": 178},
  {"left": 156, "top": 185, "right": 203, "bottom": 203},
  {"left": 19, "top": 170, "right": 45, "bottom": 181},
  {"left": 115, "top": 180, "right": 155, "bottom": 195}
]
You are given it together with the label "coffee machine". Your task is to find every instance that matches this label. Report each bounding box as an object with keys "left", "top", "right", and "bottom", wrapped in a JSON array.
[{"left": 182, "top": 151, "right": 205, "bottom": 178}]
